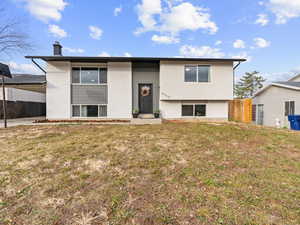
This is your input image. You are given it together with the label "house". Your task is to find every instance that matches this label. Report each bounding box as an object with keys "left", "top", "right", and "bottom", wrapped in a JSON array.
[
  {"left": 25, "top": 42, "right": 245, "bottom": 121},
  {"left": 0, "top": 74, "right": 46, "bottom": 119},
  {"left": 252, "top": 74, "right": 300, "bottom": 128}
]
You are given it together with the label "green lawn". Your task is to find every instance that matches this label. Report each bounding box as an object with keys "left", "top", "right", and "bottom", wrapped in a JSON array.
[{"left": 0, "top": 122, "right": 300, "bottom": 225}]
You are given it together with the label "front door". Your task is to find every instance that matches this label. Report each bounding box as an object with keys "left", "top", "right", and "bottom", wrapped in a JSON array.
[{"left": 139, "top": 84, "right": 153, "bottom": 114}]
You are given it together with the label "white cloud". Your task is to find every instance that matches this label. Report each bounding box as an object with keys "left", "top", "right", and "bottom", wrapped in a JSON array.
[
  {"left": 215, "top": 40, "right": 222, "bottom": 46},
  {"left": 160, "top": 2, "right": 218, "bottom": 34},
  {"left": 6, "top": 61, "right": 40, "bottom": 74},
  {"left": 151, "top": 34, "right": 179, "bottom": 44},
  {"left": 98, "top": 52, "right": 110, "bottom": 57},
  {"left": 136, "top": 0, "right": 162, "bottom": 33},
  {"left": 135, "top": 0, "right": 217, "bottom": 35},
  {"left": 267, "top": 0, "right": 300, "bottom": 24},
  {"left": 233, "top": 39, "right": 246, "bottom": 49},
  {"left": 123, "top": 52, "right": 132, "bottom": 57},
  {"left": 179, "top": 45, "right": 225, "bottom": 58},
  {"left": 255, "top": 14, "right": 269, "bottom": 26},
  {"left": 232, "top": 52, "right": 252, "bottom": 62},
  {"left": 253, "top": 37, "right": 271, "bottom": 48},
  {"left": 64, "top": 47, "right": 85, "bottom": 54},
  {"left": 21, "top": 0, "right": 67, "bottom": 22},
  {"left": 89, "top": 26, "right": 103, "bottom": 40},
  {"left": 48, "top": 24, "right": 67, "bottom": 38},
  {"left": 114, "top": 6, "right": 122, "bottom": 16}
]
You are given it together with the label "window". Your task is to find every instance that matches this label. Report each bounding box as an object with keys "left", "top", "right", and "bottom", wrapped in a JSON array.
[
  {"left": 81, "top": 68, "right": 99, "bottom": 84},
  {"left": 182, "top": 105, "right": 194, "bottom": 116},
  {"left": 195, "top": 105, "right": 206, "bottom": 116},
  {"left": 285, "top": 101, "right": 295, "bottom": 116},
  {"left": 72, "top": 105, "right": 107, "bottom": 118},
  {"left": 185, "top": 65, "right": 210, "bottom": 83},
  {"left": 181, "top": 104, "right": 206, "bottom": 117},
  {"left": 72, "top": 68, "right": 80, "bottom": 83},
  {"left": 72, "top": 105, "right": 80, "bottom": 117},
  {"left": 252, "top": 105, "right": 257, "bottom": 122},
  {"left": 71, "top": 67, "right": 107, "bottom": 84}
]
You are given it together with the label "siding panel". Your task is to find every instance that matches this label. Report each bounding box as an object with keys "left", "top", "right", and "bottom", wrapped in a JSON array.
[{"left": 71, "top": 85, "right": 107, "bottom": 104}]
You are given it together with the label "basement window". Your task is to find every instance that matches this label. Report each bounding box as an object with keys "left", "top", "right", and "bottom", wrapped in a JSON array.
[
  {"left": 182, "top": 104, "right": 206, "bottom": 117},
  {"left": 72, "top": 105, "right": 107, "bottom": 118}
]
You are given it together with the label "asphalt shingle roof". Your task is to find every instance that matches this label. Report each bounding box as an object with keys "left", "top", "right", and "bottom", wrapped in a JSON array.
[{"left": 275, "top": 82, "right": 300, "bottom": 88}]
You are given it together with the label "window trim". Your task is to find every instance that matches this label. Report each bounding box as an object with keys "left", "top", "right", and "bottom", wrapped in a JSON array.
[
  {"left": 184, "top": 65, "right": 211, "bottom": 83},
  {"left": 71, "top": 67, "right": 108, "bottom": 85},
  {"left": 72, "top": 104, "right": 108, "bottom": 118},
  {"left": 181, "top": 104, "right": 207, "bottom": 117}
]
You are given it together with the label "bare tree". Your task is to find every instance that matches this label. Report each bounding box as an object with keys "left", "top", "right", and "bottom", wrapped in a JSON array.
[{"left": 0, "top": 7, "right": 32, "bottom": 55}]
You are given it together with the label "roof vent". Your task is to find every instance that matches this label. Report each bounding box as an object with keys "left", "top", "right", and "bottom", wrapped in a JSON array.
[{"left": 53, "top": 41, "right": 62, "bottom": 56}]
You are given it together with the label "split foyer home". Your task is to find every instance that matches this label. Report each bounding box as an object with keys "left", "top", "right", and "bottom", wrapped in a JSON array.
[
  {"left": 253, "top": 74, "right": 300, "bottom": 128},
  {"left": 26, "top": 42, "right": 245, "bottom": 120}
]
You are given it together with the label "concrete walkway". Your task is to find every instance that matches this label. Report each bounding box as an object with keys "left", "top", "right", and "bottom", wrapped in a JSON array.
[{"left": 0, "top": 117, "right": 45, "bottom": 128}]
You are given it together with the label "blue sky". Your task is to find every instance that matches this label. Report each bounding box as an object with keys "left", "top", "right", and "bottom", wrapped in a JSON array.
[{"left": 2, "top": 0, "right": 300, "bottom": 81}]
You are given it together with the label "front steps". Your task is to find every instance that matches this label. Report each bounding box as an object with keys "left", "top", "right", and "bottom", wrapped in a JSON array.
[{"left": 138, "top": 114, "right": 155, "bottom": 119}]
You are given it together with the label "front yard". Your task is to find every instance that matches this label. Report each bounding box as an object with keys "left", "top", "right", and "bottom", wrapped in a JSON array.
[{"left": 0, "top": 122, "right": 300, "bottom": 225}]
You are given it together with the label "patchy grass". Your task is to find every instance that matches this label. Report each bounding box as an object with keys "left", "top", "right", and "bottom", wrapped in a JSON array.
[{"left": 0, "top": 122, "right": 300, "bottom": 225}]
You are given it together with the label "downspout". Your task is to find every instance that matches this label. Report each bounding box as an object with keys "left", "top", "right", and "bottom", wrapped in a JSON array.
[
  {"left": 233, "top": 61, "right": 242, "bottom": 98},
  {"left": 31, "top": 58, "right": 46, "bottom": 74}
]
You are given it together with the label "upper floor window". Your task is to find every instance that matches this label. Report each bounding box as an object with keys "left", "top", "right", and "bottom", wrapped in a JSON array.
[
  {"left": 72, "top": 67, "right": 107, "bottom": 84},
  {"left": 184, "top": 65, "right": 210, "bottom": 83}
]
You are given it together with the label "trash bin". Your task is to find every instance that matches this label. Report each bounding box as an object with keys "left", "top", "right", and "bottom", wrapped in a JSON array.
[{"left": 288, "top": 115, "right": 300, "bottom": 131}]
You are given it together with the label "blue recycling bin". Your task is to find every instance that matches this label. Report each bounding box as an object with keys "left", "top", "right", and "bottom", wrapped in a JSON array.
[{"left": 288, "top": 115, "right": 300, "bottom": 131}]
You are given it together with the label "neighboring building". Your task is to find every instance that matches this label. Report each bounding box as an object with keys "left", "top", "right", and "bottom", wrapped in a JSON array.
[
  {"left": 25, "top": 42, "right": 245, "bottom": 120},
  {"left": 0, "top": 74, "right": 46, "bottom": 119},
  {"left": 252, "top": 74, "right": 300, "bottom": 128}
]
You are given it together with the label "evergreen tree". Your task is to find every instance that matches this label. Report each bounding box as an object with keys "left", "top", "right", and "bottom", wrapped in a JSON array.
[{"left": 234, "top": 71, "right": 266, "bottom": 98}]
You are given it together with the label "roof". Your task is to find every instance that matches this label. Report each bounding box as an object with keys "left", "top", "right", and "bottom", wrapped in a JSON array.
[
  {"left": 25, "top": 56, "right": 246, "bottom": 63},
  {"left": 288, "top": 74, "right": 300, "bottom": 82},
  {"left": 4, "top": 74, "right": 46, "bottom": 85},
  {"left": 253, "top": 82, "right": 300, "bottom": 97}
]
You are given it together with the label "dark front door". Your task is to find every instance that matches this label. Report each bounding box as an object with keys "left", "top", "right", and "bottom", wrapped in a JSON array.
[{"left": 139, "top": 84, "right": 153, "bottom": 114}]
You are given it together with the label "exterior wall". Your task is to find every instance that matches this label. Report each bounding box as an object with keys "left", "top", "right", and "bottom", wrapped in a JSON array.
[
  {"left": 253, "top": 86, "right": 300, "bottom": 127},
  {"left": 0, "top": 88, "right": 45, "bottom": 103},
  {"left": 132, "top": 62, "right": 159, "bottom": 112},
  {"left": 46, "top": 61, "right": 71, "bottom": 119},
  {"left": 160, "top": 100, "right": 229, "bottom": 120},
  {"left": 160, "top": 61, "right": 234, "bottom": 100},
  {"left": 107, "top": 62, "right": 132, "bottom": 118}
]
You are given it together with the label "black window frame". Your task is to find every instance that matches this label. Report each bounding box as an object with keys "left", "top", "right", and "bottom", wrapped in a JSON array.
[
  {"left": 181, "top": 104, "right": 207, "bottom": 117},
  {"left": 71, "top": 67, "right": 108, "bottom": 85},
  {"left": 71, "top": 105, "right": 108, "bottom": 118},
  {"left": 184, "top": 65, "right": 210, "bottom": 83}
]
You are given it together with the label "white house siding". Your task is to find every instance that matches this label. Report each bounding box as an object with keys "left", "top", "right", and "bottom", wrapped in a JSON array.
[
  {"left": 0, "top": 88, "right": 45, "bottom": 103},
  {"left": 107, "top": 62, "right": 132, "bottom": 119},
  {"left": 160, "top": 100, "right": 229, "bottom": 120},
  {"left": 160, "top": 61, "right": 234, "bottom": 100},
  {"left": 253, "top": 86, "right": 300, "bottom": 128},
  {"left": 46, "top": 61, "right": 71, "bottom": 119}
]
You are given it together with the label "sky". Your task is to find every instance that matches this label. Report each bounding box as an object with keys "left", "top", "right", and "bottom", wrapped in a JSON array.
[{"left": 1, "top": 0, "right": 300, "bottom": 82}]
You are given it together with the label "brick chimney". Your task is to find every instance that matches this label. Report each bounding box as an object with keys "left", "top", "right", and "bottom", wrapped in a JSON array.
[{"left": 53, "top": 41, "right": 62, "bottom": 56}]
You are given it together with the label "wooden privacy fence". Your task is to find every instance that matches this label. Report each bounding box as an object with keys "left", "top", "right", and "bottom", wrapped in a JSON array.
[{"left": 229, "top": 99, "right": 252, "bottom": 123}]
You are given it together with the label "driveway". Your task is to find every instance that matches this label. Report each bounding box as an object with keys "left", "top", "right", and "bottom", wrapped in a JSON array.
[{"left": 0, "top": 117, "right": 45, "bottom": 128}]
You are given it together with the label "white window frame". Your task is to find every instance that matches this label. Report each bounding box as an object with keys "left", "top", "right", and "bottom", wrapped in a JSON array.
[
  {"left": 184, "top": 65, "right": 211, "bottom": 83},
  {"left": 181, "top": 104, "right": 207, "bottom": 117},
  {"left": 71, "top": 104, "right": 108, "bottom": 118},
  {"left": 71, "top": 67, "right": 107, "bottom": 85}
]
